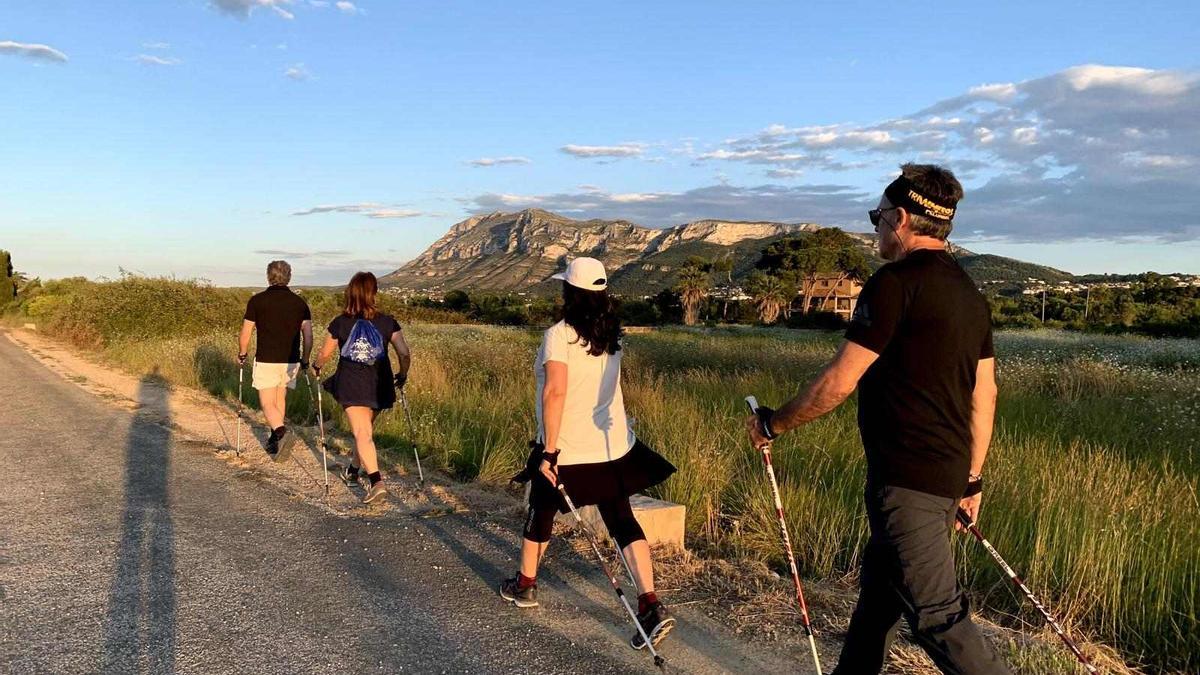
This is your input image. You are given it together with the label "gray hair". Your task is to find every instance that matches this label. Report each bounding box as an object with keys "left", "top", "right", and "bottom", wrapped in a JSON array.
[{"left": 267, "top": 260, "right": 292, "bottom": 286}]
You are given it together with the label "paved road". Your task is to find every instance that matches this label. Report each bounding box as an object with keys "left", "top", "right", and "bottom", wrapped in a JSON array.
[{"left": 0, "top": 334, "right": 802, "bottom": 675}]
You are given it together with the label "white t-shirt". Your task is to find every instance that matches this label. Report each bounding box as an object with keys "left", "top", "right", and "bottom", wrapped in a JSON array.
[{"left": 535, "top": 320, "right": 636, "bottom": 466}]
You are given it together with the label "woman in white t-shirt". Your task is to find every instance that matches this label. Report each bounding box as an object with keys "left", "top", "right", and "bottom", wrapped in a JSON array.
[{"left": 500, "top": 257, "right": 677, "bottom": 651}]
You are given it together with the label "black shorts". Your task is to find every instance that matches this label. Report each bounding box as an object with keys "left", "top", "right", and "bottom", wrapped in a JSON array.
[
  {"left": 530, "top": 439, "right": 676, "bottom": 513},
  {"left": 321, "top": 360, "right": 395, "bottom": 411}
]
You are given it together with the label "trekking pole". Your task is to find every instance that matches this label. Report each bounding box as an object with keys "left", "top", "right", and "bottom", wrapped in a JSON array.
[
  {"left": 745, "top": 396, "right": 822, "bottom": 675},
  {"left": 557, "top": 483, "right": 667, "bottom": 671},
  {"left": 398, "top": 388, "right": 425, "bottom": 485},
  {"left": 615, "top": 540, "right": 638, "bottom": 588},
  {"left": 311, "top": 369, "right": 329, "bottom": 497},
  {"left": 956, "top": 509, "right": 1098, "bottom": 673},
  {"left": 235, "top": 363, "right": 244, "bottom": 457}
]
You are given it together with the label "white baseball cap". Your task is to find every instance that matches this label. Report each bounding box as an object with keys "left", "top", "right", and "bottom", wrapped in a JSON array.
[{"left": 550, "top": 257, "right": 608, "bottom": 290}]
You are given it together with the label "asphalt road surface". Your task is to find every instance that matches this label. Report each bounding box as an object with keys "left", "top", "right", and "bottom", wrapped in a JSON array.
[{"left": 0, "top": 334, "right": 804, "bottom": 675}]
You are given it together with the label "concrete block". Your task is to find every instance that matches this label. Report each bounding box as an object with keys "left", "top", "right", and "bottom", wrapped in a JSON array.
[{"left": 556, "top": 493, "right": 686, "bottom": 550}]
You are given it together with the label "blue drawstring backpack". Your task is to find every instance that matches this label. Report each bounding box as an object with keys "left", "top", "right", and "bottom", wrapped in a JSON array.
[{"left": 341, "top": 318, "right": 385, "bottom": 364}]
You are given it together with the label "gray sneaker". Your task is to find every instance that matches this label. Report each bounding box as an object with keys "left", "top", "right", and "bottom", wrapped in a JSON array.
[
  {"left": 363, "top": 480, "right": 388, "bottom": 504},
  {"left": 273, "top": 427, "right": 296, "bottom": 463}
]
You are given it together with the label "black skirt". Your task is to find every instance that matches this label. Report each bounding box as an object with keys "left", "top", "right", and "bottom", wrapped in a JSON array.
[
  {"left": 322, "top": 358, "right": 396, "bottom": 411},
  {"left": 530, "top": 439, "right": 676, "bottom": 513}
]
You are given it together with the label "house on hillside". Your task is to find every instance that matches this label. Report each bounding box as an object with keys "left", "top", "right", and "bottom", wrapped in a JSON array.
[{"left": 798, "top": 275, "right": 863, "bottom": 320}]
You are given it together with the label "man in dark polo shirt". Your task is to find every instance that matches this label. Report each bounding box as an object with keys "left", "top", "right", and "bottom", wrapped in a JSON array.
[
  {"left": 747, "top": 164, "right": 1007, "bottom": 674},
  {"left": 238, "top": 260, "right": 313, "bottom": 462}
]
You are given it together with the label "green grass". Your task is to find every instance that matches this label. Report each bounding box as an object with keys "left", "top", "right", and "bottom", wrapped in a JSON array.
[
  {"left": 9, "top": 275, "right": 1195, "bottom": 672},
  {"left": 79, "top": 323, "right": 1198, "bottom": 672}
]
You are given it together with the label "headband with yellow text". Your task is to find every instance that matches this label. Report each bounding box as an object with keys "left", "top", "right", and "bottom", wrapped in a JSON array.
[{"left": 884, "top": 175, "right": 956, "bottom": 222}]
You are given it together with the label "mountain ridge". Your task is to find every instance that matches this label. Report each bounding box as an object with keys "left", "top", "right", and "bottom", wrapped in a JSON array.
[{"left": 381, "top": 209, "right": 1072, "bottom": 295}]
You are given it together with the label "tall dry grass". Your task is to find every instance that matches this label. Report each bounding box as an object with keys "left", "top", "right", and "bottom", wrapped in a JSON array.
[
  {"left": 403, "top": 326, "right": 1198, "bottom": 672},
  {"left": 16, "top": 279, "right": 1197, "bottom": 672}
]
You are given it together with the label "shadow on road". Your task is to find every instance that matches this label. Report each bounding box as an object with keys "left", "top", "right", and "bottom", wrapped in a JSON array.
[{"left": 101, "top": 371, "right": 177, "bottom": 673}]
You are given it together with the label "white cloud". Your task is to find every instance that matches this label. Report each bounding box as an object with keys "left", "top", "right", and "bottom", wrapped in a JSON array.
[
  {"left": 560, "top": 143, "right": 644, "bottom": 158},
  {"left": 679, "top": 64, "right": 1200, "bottom": 242},
  {"left": 468, "top": 156, "right": 531, "bottom": 167},
  {"left": 794, "top": 129, "right": 894, "bottom": 150},
  {"left": 1011, "top": 127, "right": 1038, "bottom": 145},
  {"left": 469, "top": 184, "right": 870, "bottom": 228},
  {"left": 335, "top": 1, "right": 360, "bottom": 14},
  {"left": 609, "top": 192, "right": 666, "bottom": 203},
  {"left": 1120, "top": 152, "right": 1192, "bottom": 169},
  {"left": 1060, "top": 65, "right": 1189, "bottom": 97},
  {"left": 137, "top": 54, "right": 181, "bottom": 67},
  {"left": 284, "top": 63, "right": 310, "bottom": 80},
  {"left": 211, "top": 0, "right": 294, "bottom": 20},
  {"left": 0, "top": 41, "right": 68, "bottom": 63},
  {"left": 292, "top": 203, "right": 423, "bottom": 219},
  {"left": 253, "top": 248, "right": 351, "bottom": 258},
  {"left": 698, "top": 149, "right": 810, "bottom": 164},
  {"left": 967, "top": 82, "right": 1018, "bottom": 101},
  {"left": 365, "top": 209, "right": 423, "bottom": 219},
  {"left": 250, "top": 249, "right": 405, "bottom": 281},
  {"left": 766, "top": 168, "right": 806, "bottom": 179},
  {"left": 700, "top": 149, "right": 768, "bottom": 161}
]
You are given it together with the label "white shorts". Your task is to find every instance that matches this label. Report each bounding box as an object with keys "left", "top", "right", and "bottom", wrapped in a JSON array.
[{"left": 252, "top": 361, "right": 300, "bottom": 390}]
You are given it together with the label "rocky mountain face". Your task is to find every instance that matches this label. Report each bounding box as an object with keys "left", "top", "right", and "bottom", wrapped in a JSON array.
[
  {"left": 382, "top": 209, "right": 823, "bottom": 295},
  {"left": 381, "top": 208, "right": 1067, "bottom": 296}
]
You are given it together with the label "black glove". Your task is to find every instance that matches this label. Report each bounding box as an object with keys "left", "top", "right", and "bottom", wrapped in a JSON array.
[
  {"left": 755, "top": 405, "right": 778, "bottom": 440},
  {"left": 312, "top": 363, "right": 322, "bottom": 376},
  {"left": 299, "top": 360, "right": 309, "bottom": 372},
  {"left": 511, "top": 440, "right": 545, "bottom": 484},
  {"left": 237, "top": 353, "right": 248, "bottom": 367},
  {"left": 394, "top": 373, "right": 407, "bottom": 389}
]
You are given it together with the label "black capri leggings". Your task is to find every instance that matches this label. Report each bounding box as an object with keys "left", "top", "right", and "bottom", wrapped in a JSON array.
[{"left": 524, "top": 491, "right": 646, "bottom": 549}]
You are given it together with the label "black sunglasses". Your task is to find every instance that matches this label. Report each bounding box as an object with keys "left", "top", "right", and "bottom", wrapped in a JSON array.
[{"left": 868, "top": 207, "right": 899, "bottom": 230}]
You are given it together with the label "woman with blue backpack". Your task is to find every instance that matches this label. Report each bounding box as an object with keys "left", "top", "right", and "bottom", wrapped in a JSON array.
[{"left": 313, "top": 271, "right": 411, "bottom": 504}]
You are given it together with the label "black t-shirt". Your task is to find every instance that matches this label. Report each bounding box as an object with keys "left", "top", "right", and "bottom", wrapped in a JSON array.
[
  {"left": 244, "top": 286, "right": 312, "bottom": 363},
  {"left": 327, "top": 313, "right": 401, "bottom": 369},
  {"left": 845, "top": 249, "right": 994, "bottom": 499}
]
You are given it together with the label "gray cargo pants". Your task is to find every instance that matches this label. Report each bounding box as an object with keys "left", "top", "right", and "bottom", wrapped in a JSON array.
[{"left": 831, "top": 484, "right": 1010, "bottom": 675}]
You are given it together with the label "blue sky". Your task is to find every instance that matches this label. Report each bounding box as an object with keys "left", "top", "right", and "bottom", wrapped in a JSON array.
[{"left": 2, "top": 0, "right": 1198, "bottom": 285}]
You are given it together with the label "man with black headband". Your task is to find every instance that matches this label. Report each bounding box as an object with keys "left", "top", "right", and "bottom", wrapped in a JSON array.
[{"left": 746, "top": 164, "right": 1006, "bottom": 673}]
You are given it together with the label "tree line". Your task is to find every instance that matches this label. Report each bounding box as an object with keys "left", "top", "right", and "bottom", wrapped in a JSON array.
[
  {"left": 989, "top": 274, "right": 1200, "bottom": 338},
  {"left": 3, "top": 245, "right": 1197, "bottom": 337}
]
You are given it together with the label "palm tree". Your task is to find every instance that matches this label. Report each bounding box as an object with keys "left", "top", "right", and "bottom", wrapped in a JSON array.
[
  {"left": 675, "top": 265, "right": 711, "bottom": 326},
  {"left": 710, "top": 255, "right": 735, "bottom": 320},
  {"left": 746, "top": 271, "right": 790, "bottom": 325}
]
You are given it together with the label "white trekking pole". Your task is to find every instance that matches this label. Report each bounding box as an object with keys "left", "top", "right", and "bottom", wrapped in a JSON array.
[
  {"left": 398, "top": 388, "right": 424, "bottom": 485},
  {"left": 557, "top": 484, "right": 667, "bottom": 671},
  {"left": 235, "top": 363, "right": 245, "bottom": 457},
  {"left": 746, "top": 395, "right": 822, "bottom": 675},
  {"left": 312, "top": 369, "right": 329, "bottom": 497}
]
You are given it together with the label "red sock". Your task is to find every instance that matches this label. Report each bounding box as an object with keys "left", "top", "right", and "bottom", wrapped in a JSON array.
[
  {"left": 638, "top": 592, "right": 658, "bottom": 613},
  {"left": 518, "top": 572, "right": 537, "bottom": 589}
]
